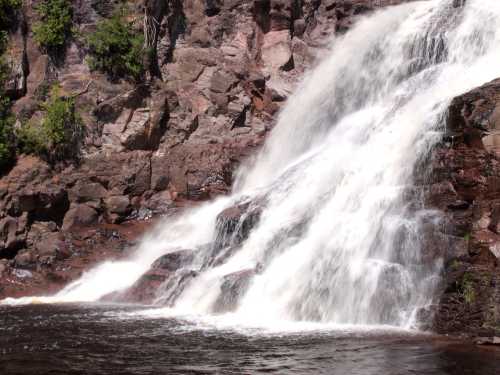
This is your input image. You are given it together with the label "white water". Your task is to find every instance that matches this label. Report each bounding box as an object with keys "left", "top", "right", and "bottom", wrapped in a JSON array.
[{"left": 5, "top": 0, "right": 500, "bottom": 329}]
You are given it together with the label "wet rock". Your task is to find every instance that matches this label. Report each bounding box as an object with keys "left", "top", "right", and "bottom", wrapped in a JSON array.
[
  {"left": 215, "top": 201, "right": 262, "bottom": 248},
  {"left": 151, "top": 250, "right": 195, "bottom": 272},
  {"left": 213, "top": 268, "right": 257, "bottom": 313},
  {"left": 430, "top": 78, "right": 500, "bottom": 337},
  {"left": 12, "top": 269, "right": 33, "bottom": 279},
  {"left": 111, "top": 249, "right": 196, "bottom": 304}
]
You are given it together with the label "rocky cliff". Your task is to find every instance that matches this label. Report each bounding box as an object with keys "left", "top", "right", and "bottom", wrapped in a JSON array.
[{"left": 428, "top": 79, "right": 500, "bottom": 338}]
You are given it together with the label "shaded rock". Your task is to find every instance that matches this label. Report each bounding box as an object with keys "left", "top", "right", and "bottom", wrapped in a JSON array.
[
  {"left": 0, "top": 216, "right": 24, "bottom": 258},
  {"left": 70, "top": 181, "right": 108, "bottom": 203}
]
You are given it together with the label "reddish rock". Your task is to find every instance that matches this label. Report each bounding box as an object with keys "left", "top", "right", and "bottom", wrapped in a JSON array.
[
  {"left": 109, "top": 249, "right": 196, "bottom": 304},
  {"left": 213, "top": 268, "right": 258, "bottom": 313},
  {"left": 62, "top": 204, "right": 99, "bottom": 231},
  {"left": 215, "top": 200, "right": 263, "bottom": 248},
  {"left": 429, "top": 79, "right": 500, "bottom": 337}
]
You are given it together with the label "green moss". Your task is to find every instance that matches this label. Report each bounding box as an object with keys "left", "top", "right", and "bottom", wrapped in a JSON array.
[
  {"left": 449, "top": 259, "right": 462, "bottom": 271},
  {"left": 18, "top": 88, "right": 82, "bottom": 161},
  {"left": 86, "top": 13, "right": 145, "bottom": 81},
  {"left": 457, "top": 272, "right": 476, "bottom": 305},
  {"left": 0, "top": 92, "right": 15, "bottom": 170},
  {"left": 33, "top": 0, "right": 73, "bottom": 52}
]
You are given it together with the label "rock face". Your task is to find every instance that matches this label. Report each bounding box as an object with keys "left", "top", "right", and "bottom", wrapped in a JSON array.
[
  {"left": 427, "top": 79, "right": 500, "bottom": 337},
  {"left": 107, "top": 249, "right": 196, "bottom": 304},
  {"left": 0, "top": 0, "right": 406, "bottom": 299}
]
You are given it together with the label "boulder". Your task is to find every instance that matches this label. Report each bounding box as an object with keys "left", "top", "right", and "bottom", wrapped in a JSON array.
[
  {"left": 109, "top": 249, "right": 196, "bottom": 304},
  {"left": 36, "top": 232, "right": 71, "bottom": 264},
  {"left": 215, "top": 200, "right": 262, "bottom": 248},
  {"left": 0, "top": 216, "right": 24, "bottom": 258},
  {"left": 62, "top": 204, "right": 99, "bottom": 230},
  {"left": 213, "top": 268, "right": 257, "bottom": 313},
  {"left": 104, "top": 195, "right": 131, "bottom": 223}
]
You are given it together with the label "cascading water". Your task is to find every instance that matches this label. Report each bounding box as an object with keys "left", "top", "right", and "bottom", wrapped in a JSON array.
[{"left": 5, "top": 0, "right": 500, "bottom": 329}]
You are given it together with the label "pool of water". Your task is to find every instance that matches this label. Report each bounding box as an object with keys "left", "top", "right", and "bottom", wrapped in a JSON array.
[{"left": 0, "top": 304, "right": 499, "bottom": 375}]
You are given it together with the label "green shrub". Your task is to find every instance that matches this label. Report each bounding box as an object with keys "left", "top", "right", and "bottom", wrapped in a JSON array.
[
  {"left": 0, "top": 93, "right": 14, "bottom": 170},
  {"left": 86, "top": 13, "right": 145, "bottom": 81},
  {"left": 0, "top": 47, "right": 15, "bottom": 170},
  {"left": 0, "top": 0, "right": 21, "bottom": 31},
  {"left": 18, "top": 91, "right": 82, "bottom": 161},
  {"left": 33, "top": 0, "right": 73, "bottom": 51}
]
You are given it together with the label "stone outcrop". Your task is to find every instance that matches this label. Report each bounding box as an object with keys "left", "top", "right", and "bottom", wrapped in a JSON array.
[
  {"left": 106, "top": 249, "right": 196, "bottom": 304},
  {"left": 427, "top": 79, "right": 500, "bottom": 337}
]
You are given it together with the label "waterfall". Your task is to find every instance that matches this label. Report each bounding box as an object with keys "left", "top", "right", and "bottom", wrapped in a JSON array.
[{"left": 5, "top": 0, "right": 500, "bottom": 328}]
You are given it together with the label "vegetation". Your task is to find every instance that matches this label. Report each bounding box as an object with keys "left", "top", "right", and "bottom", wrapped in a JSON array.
[
  {"left": 0, "top": 0, "right": 20, "bottom": 170},
  {"left": 457, "top": 272, "right": 476, "bottom": 305},
  {"left": 0, "top": 0, "right": 21, "bottom": 31},
  {"left": 18, "top": 89, "right": 82, "bottom": 161},
  {"left": 86, "top": 13, "right": 145, "bottom": 81},
  {"left": 33, "top": 0, "right": 73, "bottom": 52},
  {"left": 0, "top": 73, "right": 15, "bottom": 170}
]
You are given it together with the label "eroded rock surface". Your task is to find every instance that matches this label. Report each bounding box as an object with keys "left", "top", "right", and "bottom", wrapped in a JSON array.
[{"left": 426, "top": 79, "right": 500, "bottom": 337}]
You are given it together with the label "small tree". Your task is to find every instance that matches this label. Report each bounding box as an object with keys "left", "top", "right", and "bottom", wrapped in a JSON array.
[
  {"left": 18, "top": 89, "right": 83, "bottom": 161},
  {"left": 33, "top": 0, "right": 73, "bottom": 52},
  {"left": 86, "top": 13, "right": 145, "bottom": 81}
]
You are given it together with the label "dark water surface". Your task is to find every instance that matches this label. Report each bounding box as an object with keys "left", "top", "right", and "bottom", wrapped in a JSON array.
[{"left": 0, "top": 304, "right": 499, "bottom": 375}]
